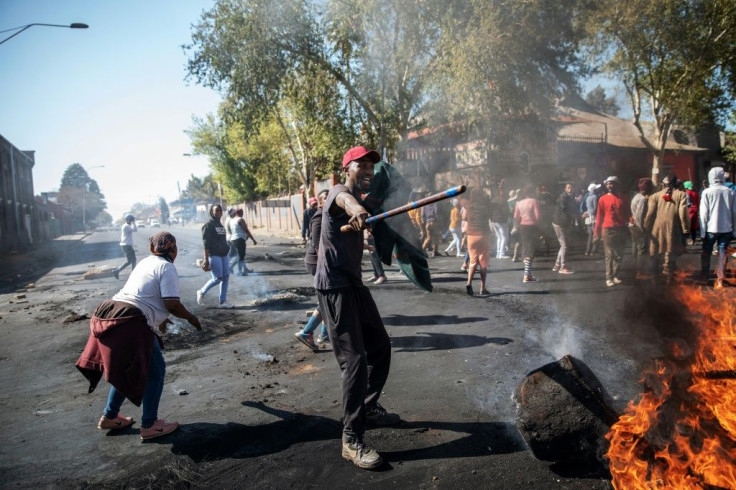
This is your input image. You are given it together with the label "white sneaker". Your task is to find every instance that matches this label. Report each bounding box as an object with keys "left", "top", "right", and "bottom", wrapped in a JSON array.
[
  {"left": 218, "top": 302, "right": 234, "bottom": 309},
  {"left": 196, "top": 291, "right": 205, "bottom": 305}
]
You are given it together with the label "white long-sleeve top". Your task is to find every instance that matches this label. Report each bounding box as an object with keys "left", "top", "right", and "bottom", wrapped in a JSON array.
[{"left": 699, "top": 168, "right": 736, "bottom": 236}]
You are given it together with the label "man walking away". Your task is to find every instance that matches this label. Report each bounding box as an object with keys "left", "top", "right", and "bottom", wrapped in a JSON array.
[
  {"left": 113, "top": 214, "right": 137, "bottom": 280},
  {"left": 699, "top": 166, "right": 736, "bottom": 288},
  {"left": 551, "top": 183, "right": 576, "bottom": 274},
  {"left": 594, "top": 176, "right": 630, "bottom": 287},
  {"left": 630, "top": 178, "right": 654, "bottom": 280},
  {"left": 643, "top": 173, "right": 689, "bottom": 282}
]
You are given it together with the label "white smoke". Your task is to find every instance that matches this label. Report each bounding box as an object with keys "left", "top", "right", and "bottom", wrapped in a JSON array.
[{"left": 524, "top": 309, "right": 586, "bottom": 362}]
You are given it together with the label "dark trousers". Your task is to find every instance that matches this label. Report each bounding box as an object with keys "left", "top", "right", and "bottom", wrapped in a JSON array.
[
  {"left": 603, "top": 227, "right": 627, "bottom": 280},
  {"left": 629, "top": 226, "right": 650, "bottom": 274},
  {"left": 116, "top": 245, "right": 136, "bottom": 272},
  {"left": 317, "top": 285, "right": 391, "bottom": 440}
]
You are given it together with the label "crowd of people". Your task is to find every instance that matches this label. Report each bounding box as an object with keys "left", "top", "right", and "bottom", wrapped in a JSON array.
[
  {"left": 85, "top": 152, "right": 734, "bottom": 470},
  {"left": 403, "top": 168, "right": 735, "bottom": 294}
]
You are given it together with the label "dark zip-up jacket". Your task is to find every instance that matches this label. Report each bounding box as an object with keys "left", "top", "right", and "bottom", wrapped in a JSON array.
[{"left": 201, "top": 217, "right": 230, "bottom": 257}]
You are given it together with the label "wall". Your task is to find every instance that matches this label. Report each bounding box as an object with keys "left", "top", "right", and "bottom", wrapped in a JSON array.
[{"left": 0, "top": 134, "right": 36, "bottom": 253}]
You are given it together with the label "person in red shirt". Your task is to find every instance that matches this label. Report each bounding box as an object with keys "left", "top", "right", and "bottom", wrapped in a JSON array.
[
  {"left": 594, "top": 176, "right": 631, "bottom": 287},
  {"left": 683, "top": 181, "right": 700, "bottom": 245}
]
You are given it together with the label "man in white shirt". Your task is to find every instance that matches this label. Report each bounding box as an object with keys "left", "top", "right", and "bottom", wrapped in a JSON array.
[
  {"left": 113, "top": 214, "right": 137, "bottom": 280},
  {"left": 699, "top": 166, "right": 736, "bottom": 288}
]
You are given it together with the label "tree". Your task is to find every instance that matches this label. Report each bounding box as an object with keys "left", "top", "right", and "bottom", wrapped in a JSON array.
[
  {"left": 425, "top": 0, "right": 586, "bottom": 149},
  {"left": 584, "top": 0, "right": 736, "bottom": 183},
  {"left": 181, "top": 174, "right": 219, "bottom": 204},
  {"left": 96, "top": 210, "right": 113, "bottom": 227},
  {"left": 185, "top": 0, "right": 445, "bottom": 153},
  {"left": 157, "top": 197, "right": 170, "bottom": 223},
  {"left": 185, "top": 0, "right": 587, "bottom": 190},
  {"left": 56, "top": 163, "right": 107, "bottom": 230},
  {"left": 585, "top": 85, "right": 621, "bottom": 116}
]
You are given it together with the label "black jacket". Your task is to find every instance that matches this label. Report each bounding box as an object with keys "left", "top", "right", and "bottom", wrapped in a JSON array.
[{"left": 201, "top": 218, "right": 230, "bottom": 256}]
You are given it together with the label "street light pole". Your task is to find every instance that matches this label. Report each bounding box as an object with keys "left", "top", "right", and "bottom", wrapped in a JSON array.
[{"left": 0, "top": 22, "right": 89, "bottom": 45}]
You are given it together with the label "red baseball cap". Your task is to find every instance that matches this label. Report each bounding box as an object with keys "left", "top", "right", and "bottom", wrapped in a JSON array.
[{"left": 342, "top": 146, "right": 381, "bottom": 169}]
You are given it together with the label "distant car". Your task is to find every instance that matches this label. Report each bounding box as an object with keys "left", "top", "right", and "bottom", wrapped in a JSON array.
[
  {"left": 169, "top": 218, "right": 179, "bottom": 225},
  {"left": 150, "top": 219, "right": 161, "bottom": 227},
  {"left": 135, "top": 220, "right": 145, "bottom": 228}
]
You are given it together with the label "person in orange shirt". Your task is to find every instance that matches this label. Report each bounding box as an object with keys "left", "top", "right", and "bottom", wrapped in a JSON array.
[{"left": 444, "top": 198, "right": 463, "bottom": 256}]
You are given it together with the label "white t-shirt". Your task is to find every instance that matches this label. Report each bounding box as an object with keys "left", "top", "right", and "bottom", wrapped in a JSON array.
[
  {"left": 119, "top": 223, "right": 136, "bottom": 246},
  {"left": 112, "top": 255, "right": 180, "bottom": 329}
]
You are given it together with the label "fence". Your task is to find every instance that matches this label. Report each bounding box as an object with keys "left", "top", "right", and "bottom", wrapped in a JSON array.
[{"left": 241, "top": 177, "right": 334, "bottom": 237}]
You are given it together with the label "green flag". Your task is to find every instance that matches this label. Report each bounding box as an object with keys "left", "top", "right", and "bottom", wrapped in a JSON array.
[{"left": 363, "top": 161, "right": 432, "bottom": 292}]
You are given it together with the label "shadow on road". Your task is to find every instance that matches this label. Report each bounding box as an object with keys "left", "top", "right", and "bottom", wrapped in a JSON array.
[
  {"left": 390, "top": 332, "right": 513, "bottom": 352},
  {"left": 383, "top": 313, "right": 487, "bottom": 326},
  {"left": 156, "top": 401, "right": 526, "bottom": 465}
]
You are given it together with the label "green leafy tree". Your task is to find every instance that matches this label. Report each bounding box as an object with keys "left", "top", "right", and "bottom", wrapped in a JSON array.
[
  {"left": 57, "top": 163, "right": 107, "bottom": 230},
  {"left": 181, "top": 174, "right": 219, "bottom": 204},
  {"left": 130, "top": 202, "right": 157, "bottom": 221},
  {"left": 583, "top": 0, "right": 736, "bottom": 183},
  {"left": 185, "top": 0, "right": 444, "bottom": 153},
  {"left": 585, "top": 85, "right": 621, "bottom": 116},
  {"left": 425, "top": 0, "right": 586, "bottom": 151},
  {"left": 96, "top": 210, "right": 113, "bottom": 227}
]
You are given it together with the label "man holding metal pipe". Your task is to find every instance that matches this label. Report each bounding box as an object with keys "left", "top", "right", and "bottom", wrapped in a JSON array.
[{"left": 314, "top": 146, "right": 399, "bottom": 470}]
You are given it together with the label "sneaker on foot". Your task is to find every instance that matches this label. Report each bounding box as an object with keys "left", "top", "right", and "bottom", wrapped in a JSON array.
[
  {"left": 714, "top": 278, "right": 724, "bottom": 289},
  {"left": 140, "top": 419, "right": 179, "bottom": 440},
  {"left": 341, "top": 438, "right": 383, "bottom": 470},
  {"left": 295, "top": 331, "right": 319, "bottom": 352},
  {"left": 196, "top": 291, "right": 205, "bottom": 305},
  {"left": 315, "top": 333, "right": 330, "bottom": 344},
  {"left": 612, "top": 277, "right": 622, "bottom": 285},
  {"left": 98, "top": 415, "right": 134, "bottom": 430},
  {"left": 366, "top": 275, "right": 379, "bottom": 282},
  {"left": 606, "top": 279, "right": 614, "bottom": 287},
  {"left": 552, "top": 265, "right": 560, "bottom": 272},
  {"left": 466, "top": 284, "right": 474, "bottom": 296},
  {"left": 366, "top": 403, "right": 401, "bottom": 427},
  {"left": 477, "top": 289, "right": 491, "bottom": 297},
  {"left": 374, "top": 276, "right": 387, "bottom": 285},
  {"left": 218, "top": 302, "right": 235, "bottom": 309},
  {"left": 558, "top": 267, "right": 575, "bottom": 275},
  {"left": 498, "top": 255, "right": 510, "bottom": 259},
  {"left": 112, "top": 269, "right": 119, "bottom": 280},
  {"left": 523, "top": 275, "right": 537, "bottom": 283}
]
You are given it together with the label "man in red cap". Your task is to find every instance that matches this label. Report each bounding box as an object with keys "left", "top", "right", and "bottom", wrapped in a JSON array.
[{"left": 314, "top": 145, "right": 399, "bottom": 470}]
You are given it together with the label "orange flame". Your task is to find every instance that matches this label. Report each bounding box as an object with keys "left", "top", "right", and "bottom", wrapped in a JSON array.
[{"left": 606, "top": 283, "right": 736, "bottom": 489}]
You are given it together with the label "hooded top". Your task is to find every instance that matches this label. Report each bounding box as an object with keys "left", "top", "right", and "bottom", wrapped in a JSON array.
[
  {"left": 699, "top": 167, "right": 736, "bottom": 236},
  {"left": 709, "top": 166, "right": 725, "bottom": 185}
]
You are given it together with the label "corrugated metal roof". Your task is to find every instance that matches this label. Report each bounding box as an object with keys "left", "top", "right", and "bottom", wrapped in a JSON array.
[{"left": 556, "top": 102, "right": 705, "bottom": 152}]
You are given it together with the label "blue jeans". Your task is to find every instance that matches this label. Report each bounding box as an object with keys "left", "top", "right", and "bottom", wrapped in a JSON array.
[
  {"left": 104, "top": 337, "right": 165, "bottom": 429},
  {"left": 702, "top": 232, "right": 733, "bottom": 279},
  {"left": 200, "top": 255, "right": 230, "bottom": 304}
]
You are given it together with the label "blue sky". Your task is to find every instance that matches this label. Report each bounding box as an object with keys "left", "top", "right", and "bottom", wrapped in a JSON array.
[{"left": 0, "top": 1, "right": 221, "bottom": 219}]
